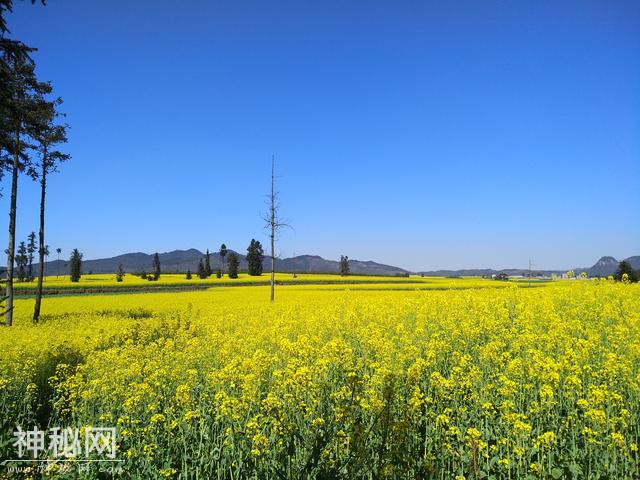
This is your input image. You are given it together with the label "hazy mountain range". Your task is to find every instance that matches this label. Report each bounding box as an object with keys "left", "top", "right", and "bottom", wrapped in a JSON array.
[
  {"left": 37, "top": 249, "right": 410, "bottom": 276},
  {"left": 418, "top": 256, "right": 639, "bottom": 277},
  {"left": 25, "top": 250, "right": 640, "bottom": 278}
]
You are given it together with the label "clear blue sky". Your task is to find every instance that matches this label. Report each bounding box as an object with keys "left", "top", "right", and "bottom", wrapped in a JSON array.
[{"left": 1, "top": 0, "right": 639, "bottom": 271}]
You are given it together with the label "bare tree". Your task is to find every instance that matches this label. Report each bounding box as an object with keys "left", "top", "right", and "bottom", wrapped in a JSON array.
[{"left": 263, "top": 155, "right": 290, "bottom": 302}]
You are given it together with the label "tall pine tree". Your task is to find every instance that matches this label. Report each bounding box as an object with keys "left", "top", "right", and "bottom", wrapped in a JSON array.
[
  {"left": 204, "top": 249, "right": 211, "bottom": 277},
  {"left": 15, "top": 240, "right": 27, "bottom": 282},
  {"left": 219, "top": 244, "right": 227, "bottom": 274},
  {"left": 1, "top": 41, "right": 52, "bottom": 325},
  {"left": 152, "top": 253, "right": 161, "bottom": 280},
  {"left": 26, "top": 231, "right": 36, "bottom": 281},
  {"left": 246, "top": 239, "right": 264, "bottom": 276},
  {"left": 33, "top": 96, "right": 69, "bottom": 322},
  {"left": 69, "top": 248, "right": 82, "bottom": 282},
  {"left": 197, "top": 259, "right": 206, "bottom": 279},
  {"left": 227, "top": 252, "right": 239, "bottom": 279}
]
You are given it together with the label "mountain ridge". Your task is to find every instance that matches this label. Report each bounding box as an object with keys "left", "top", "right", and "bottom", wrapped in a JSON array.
[
  {"left": 38, "top": 249, "right": 410, "bottom": 277},
  {"left": 13, "top": 251, "right": 639, "bottom": 278},
  {"left": 419, "top": 255, "right": 640, "bottom": 278}
]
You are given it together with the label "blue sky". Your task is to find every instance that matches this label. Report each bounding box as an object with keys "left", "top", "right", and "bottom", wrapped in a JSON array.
[{"left": 1, "top": 0, "right": 638, "bottom": 271}]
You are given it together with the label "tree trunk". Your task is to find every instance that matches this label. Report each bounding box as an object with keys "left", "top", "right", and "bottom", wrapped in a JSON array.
[
  {"left": 33, "top": 152, "right": 47, "bottom": 323},
  {"left": 270, "top": 230, "right": 275, "bottom": 303},
  {"left": 5, "top": 127, "right": 20, "bottom": 327},
  {"left": 270, "top": 156, "right": 275, "bottom": 303}
]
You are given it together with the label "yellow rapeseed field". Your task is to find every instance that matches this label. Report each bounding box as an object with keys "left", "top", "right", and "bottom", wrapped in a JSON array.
[
  {"left": 7, "top": 273, "right": 518, "bottom": 290},
  {"left": 1, "top": 279, "right": 638, "bottom": 478}
]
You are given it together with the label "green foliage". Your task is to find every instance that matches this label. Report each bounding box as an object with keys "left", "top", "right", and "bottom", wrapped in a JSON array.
[
  {"left": 204, "top": 249, "right": 211, "bottom": 277},
  {"left": 615, "top": 261, "right": 638, "bottom": 283},
  {"left": 152, "top": 253, "right": 161, "bottom": 280},
  {"left": 246, "top": 238, "right": 264, "bottom": 276},
  {"left": 69, "top": 248, "right": 82, "bottom": 282},
  {"left": 116, "top": 264, "right": 125, "bottom": 282},
  {"left": 227, "top": 252, "right": 239, "bottom": 279},
  {"left": 219, "top": 243, "right": 227, "bottom": 273},
  {"left": 340, "top": 255, "right": 350, "bottom": 276},
  {"left": 185, "top": 270, "right": 192, "bottom": 280},
  {"left": 15, "top": 240, "right": 27, "bottom": 282},
  {"left": 197, "top": 259, "right": 207, "bottom": 279},
  {"left": 26, "top": 231, "right": 36, "bottom": 281}
]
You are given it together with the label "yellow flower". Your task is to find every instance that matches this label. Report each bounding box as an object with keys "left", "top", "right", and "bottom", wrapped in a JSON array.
[
  {"left": 610, "top": 432, "right": 625, "bottom": 448},
  {"left": 534, "top": 431, "right": 556, "bottom": 449},
  {"left": 150, "top": 413, "right": 166, "bottom": 424}
]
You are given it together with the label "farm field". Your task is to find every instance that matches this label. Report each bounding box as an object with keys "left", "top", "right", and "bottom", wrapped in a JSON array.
[
  {"left": 7, "top": 272, "right": 424, "bottom": 292},
  {"left": 1, "top": 279, "right": 638, "bottom": 478},
  {"left": 5, "top": 272, "right": 550, "bottom": 296}
]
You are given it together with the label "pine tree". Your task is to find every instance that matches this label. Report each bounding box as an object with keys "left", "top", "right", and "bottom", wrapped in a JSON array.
[
  {"left": 32, "top": 96, "right": 69, "bottom": 322},
  {"left": 227, "top": 252, "right": 239, "bottom": 279},
  {"left": 55, "top": 247, "right": 61, "bottom": 277},
  {"left": 26, "top": 231, "right": 36, "bottom": 281},
  {"left": 340, "top": 255, "right": 350, "bottom": 276},
  {"left": 152, "top": 252, "right": 161, "bottom": 280},
  {"left": 197, "top": 259, "right": 206, "bottom": 279},
  {"left": 185, "top": 269, "right": 192, "bottom": 280},
  {"left": 204, "top": 249, "right": 212, "bottom": 277},
  {"left": 246, "top": 239, "right": 265, "bottom": 276},
  {"left": 2, "top": 45, "right": 52, "bottom": 325},
  {"left": 219, "top": 244, "right": 227, "bottom": 274},
  {"left": 69, "top": 248, "right": 82, "bottom": 282},
  {"left": 15, "top": 241, "right": 27, "bottom": 282}
]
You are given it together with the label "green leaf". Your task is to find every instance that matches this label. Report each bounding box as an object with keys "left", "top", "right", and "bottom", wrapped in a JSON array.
[
  {"left": 569, "top": 463, "right": 582, "bottom": 477},
  {"left": 551, "top": 467, "right": 564, "bottom": 479}
]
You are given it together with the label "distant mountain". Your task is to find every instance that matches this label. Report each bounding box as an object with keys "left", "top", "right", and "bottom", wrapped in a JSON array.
[
  {"left": 38, "top": 250, "right": 409, "bottom": 276},
  {"left": 419, "top": 255, "right": 639, "bottom": 278},
  {"left": 625, "top": 256, "right": 640, "bottom": 270},
  {"left": 582, "top": 256, "right": 619, "bottom": 277},
  {"left": 579, "top": 255, "right": 640, "bottom": 278},
  {"left": 417, "top": 268, "right": 565, "bottom": 277},
  {"left": 8, "top": 251, "right": 638, "bottom": 279},
  {"left": 43, "top": 249, "right": 207, "bottom": 276},
  {"left": 273, "top": 255, "right": 408, "bottom": 275}
]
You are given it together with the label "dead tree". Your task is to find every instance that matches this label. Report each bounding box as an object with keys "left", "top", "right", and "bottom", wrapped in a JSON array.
[{"left": 264, "top": 155, "right": 290, "bottom": 303}]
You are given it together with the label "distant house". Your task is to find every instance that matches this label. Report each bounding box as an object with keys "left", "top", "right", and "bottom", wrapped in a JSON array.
[{"left": 493, "top": 272, "right": 509, "bottom": 281}]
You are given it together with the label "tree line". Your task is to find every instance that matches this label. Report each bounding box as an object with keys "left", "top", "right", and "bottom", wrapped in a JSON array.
[
  {"left": 62, "top": 240, "right": 267, "bottom": 283},
  {"left": 187, "top": 240, "right": 265, "bottom": 280},
  {"left": 1, "top": 0, "right": 71, "bottom": 325}
]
